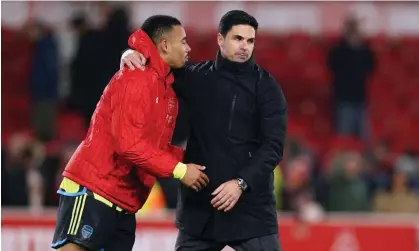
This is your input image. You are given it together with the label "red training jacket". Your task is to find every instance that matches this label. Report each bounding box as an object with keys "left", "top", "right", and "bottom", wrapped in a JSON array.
[{"left": 63, "top": 29, "right": 184, "bottom": 213}]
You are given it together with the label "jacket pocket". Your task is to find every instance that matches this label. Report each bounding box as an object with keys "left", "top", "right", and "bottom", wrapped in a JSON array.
[{"left": 228, "top": 94, "right": 237, "bottom": 132}]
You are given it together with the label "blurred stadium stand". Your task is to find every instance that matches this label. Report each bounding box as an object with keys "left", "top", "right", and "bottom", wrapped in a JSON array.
[{"left": 1, "top": 2, "right": 419, "bottom": 251}]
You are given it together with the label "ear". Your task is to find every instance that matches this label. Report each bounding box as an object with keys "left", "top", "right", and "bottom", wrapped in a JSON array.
[
  {"left": 217, "top": 33, "right": 224, "bottom": 47},
  {"left": 159, "top": 39, "right": 171, "bottom": 53}
]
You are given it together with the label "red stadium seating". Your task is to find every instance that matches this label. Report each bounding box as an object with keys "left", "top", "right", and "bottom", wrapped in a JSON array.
[{"left": 2, "top": 27, "right": 418, "bottom": 156}]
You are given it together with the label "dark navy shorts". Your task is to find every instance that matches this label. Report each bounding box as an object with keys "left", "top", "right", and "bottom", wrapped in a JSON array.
[{"left": 51, "top": 184, "right": 136, "bottom": 251}]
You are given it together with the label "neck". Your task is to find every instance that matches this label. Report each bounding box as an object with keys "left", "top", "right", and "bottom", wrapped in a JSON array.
[
  {"left": 215, "top": 50, "right": 255, "bottom": 74},
  {"left": 159, "top": 53, "right": 174, "bottom": 75}
]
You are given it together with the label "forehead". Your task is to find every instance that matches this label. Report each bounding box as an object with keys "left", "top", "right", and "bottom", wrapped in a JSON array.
[
  {"left": 168, "top": 25, "right": 186, "bottom": 40},
  {"left": 227, "top": 25, "right": 255, "bottom": 39}
]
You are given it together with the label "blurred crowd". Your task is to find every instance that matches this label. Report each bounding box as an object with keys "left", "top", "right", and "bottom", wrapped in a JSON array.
[
  {"left": 2, "top": 4, "right": 419, "bottom": 218},
  {"left": 2, "top": 4, "right": 131, "bottom": 210}
]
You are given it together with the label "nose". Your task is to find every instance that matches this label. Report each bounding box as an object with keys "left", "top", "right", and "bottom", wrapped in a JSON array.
[
  {"left": 186, "top": 43, "right": 191, "bottom": 52},
  {"left": 239, "top": 41, "right": 249, "bottom": 52}
]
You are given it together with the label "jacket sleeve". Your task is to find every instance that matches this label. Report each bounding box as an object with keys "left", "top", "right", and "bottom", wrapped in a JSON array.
[
  {"left": 172, "top": 63, "right": 195, "bottom": 98},
  {"left": 111, "top": 70, "right": 180, "bottom": 178},
  {"left": 237, "top": 76, "right": 287, "bottom": 191},
  {"left": 167, "top": 144, "right": 185, "bottom": 162}
]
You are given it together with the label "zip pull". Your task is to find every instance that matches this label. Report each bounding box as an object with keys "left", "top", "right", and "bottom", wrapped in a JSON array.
[{"left": 248, "top": 152, "right": 252, "bottom": 158}]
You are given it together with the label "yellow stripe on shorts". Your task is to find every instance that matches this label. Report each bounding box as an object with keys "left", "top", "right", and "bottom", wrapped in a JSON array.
[{"left": 67, "top": 193, "right": 88, "bottom": 235}]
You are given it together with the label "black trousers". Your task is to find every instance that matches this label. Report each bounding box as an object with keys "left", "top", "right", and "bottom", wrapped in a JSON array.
[{"left": 175, "top": 231, "right": 281, "bottom": 251}]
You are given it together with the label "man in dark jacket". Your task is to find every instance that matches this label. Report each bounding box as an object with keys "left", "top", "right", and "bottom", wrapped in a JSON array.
[
  {"left": 28, "top": 21, "right": 59, "bottom": 142},
  {"left": 68, "top": 14, "right": 105, "bottom": 128},
  {"left": 328, "top": 16, "right": 375, "bottom": 140},
  {"left": 122, "top": 10, "right": 287, "bottom": 251}
]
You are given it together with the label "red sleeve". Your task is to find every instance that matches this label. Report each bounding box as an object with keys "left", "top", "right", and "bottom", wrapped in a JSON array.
[
  {"left": 111, "top": 70, "right": 179, "bottom": 178},
  {"left": 167, "top": 144, "right": 185, "bottom": 162}
]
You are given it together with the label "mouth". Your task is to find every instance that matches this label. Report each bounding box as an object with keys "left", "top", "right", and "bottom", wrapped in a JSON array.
[{"left": 236, "top": 53, "right": 248, "bottom": 58}]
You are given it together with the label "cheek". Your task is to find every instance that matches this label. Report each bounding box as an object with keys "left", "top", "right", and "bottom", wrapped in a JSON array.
[
  {"left": 174, "top": 46, "right": 183, "bottom": 59},
  {"left": 224, "top": 43, "right": 236, "bottom": 55},
  {"left": 248, "top": 44, "right": 255, "bottom": 52},
  {"left": 179, "top": 47, "right": 185, "bottom": 58}
]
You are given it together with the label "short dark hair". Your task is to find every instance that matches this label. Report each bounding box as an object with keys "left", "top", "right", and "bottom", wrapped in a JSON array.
[
  {"left": 218, "top": 10, "right": 258, "bottom": 37},
  {"left": 141, "top": 15, "right": 182, "bottom": 45}
]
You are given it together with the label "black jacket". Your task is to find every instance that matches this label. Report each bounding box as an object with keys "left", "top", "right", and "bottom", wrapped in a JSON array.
[
  {"left": 172, "top": 52, "right": 287, "bottom": 241},
  {"left": 328, "top": 40, "right": 375, "bottom": 103}
]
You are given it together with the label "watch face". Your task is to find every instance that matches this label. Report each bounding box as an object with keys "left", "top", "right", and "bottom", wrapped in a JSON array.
[{"left": 237, "top": 178, "right": 246, "bottom": 191}]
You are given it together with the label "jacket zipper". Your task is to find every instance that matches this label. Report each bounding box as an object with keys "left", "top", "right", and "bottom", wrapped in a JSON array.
[{"left": 228, "top": 94, "right": 237, "bottom": 132}]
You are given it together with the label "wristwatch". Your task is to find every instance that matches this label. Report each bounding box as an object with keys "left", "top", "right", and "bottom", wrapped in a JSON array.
[{"left": 236, "top": 178, "right": 248, "bottom": 192}]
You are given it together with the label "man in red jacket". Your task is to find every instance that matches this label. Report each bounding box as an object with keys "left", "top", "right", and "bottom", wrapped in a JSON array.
[{"left": 51, "top": 15, "right": 209, "bottom": 251}]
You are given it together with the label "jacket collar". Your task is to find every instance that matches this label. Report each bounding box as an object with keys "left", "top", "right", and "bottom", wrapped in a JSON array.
[
  {"left": 214, "top": 50, "right": 255, "bottom": 74},
  {"left": 128, "top": 29, "right": 170, "bottom": 78}
]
